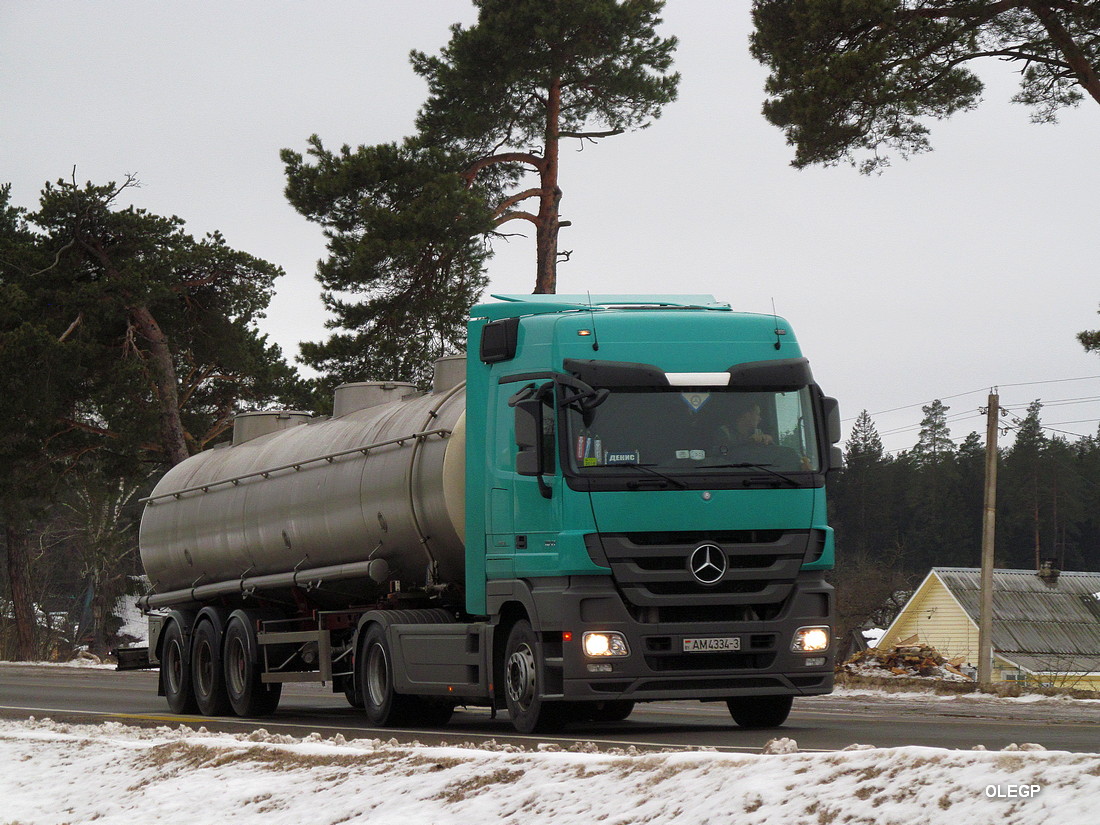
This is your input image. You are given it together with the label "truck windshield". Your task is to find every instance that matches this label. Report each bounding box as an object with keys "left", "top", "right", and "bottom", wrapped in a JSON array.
[{"left": 564, "top": 386, "right": 821, "bottom": 477}]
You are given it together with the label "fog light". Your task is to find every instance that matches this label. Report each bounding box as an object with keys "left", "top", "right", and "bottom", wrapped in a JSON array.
[
  {"left": 792, "top": 626, "right": 830, "bottom": 653},
  {"left": 583, "top": 631, "right": 630, "bottom": 657},
  {"left": 805, "top": 657, "right": 827, "bottom": 667}
]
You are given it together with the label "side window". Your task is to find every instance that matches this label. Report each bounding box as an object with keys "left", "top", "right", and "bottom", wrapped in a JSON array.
[
  {"left": 775, "top": 390, "right": 820, "bottom": 470},
  {"left": 539, "top": 394, "right": 556, "bottom": 474},
  {"left": 512, "top": 382, "right": 557, "bottom": 478}
]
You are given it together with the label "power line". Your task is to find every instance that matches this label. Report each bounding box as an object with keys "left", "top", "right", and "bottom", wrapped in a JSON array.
[{"left": 842, "top": 375, "right": 1100, "bottom": 422}]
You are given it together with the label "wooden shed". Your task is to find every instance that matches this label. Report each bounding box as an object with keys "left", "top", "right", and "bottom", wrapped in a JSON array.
[{"left": 876, "top": 567, "right": 1100, "bottom": 689}]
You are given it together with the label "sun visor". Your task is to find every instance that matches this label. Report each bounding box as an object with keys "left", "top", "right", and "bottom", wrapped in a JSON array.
[
  {"left": 563, "top": 358, "right": 670, "bottom": 388},
  {"left": 726, "top": 358, "right": 813, "bottom": 390}
]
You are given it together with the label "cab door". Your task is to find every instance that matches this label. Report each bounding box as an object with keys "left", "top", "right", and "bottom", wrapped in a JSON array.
[{"left": 506, "top": 383, "right": 563, "bottom": 577}]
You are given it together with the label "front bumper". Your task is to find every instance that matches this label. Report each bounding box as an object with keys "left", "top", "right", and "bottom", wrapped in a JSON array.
[{"left": 507, "top": 570, "right": 835, "bottom": 702}]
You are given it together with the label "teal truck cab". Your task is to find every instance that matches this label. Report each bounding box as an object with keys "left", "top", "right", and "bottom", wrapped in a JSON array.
[{"left": 466, "top": 294, "right": 840, "bottom": 731}]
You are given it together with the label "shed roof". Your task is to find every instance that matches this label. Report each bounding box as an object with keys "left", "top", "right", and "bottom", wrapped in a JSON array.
[{"left": 931, "top": 567, "right": 1100, "bottom": 673}]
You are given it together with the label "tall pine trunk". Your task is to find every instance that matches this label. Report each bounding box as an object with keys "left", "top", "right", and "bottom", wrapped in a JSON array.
[
  {"left": 533, "top": 78, "right": 562, "bottom": 294},
  {"left": 128, "top": 304, "right": 190, "bottom": 466},
  {"left": 4, "top": 523, "right": 36, "bottom": 660}
]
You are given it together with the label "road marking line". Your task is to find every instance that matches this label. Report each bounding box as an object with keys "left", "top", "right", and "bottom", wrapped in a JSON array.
[{"left": 0, "top": 705, "right": 838, "bottom": 753}]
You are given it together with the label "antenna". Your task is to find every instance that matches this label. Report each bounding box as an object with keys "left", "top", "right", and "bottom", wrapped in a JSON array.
[
  {"left": 771, "top": 298, "right": 783, "bottom": 350},
  {"left": 587, "top": 291, "right": 600, "bottom": 351}
]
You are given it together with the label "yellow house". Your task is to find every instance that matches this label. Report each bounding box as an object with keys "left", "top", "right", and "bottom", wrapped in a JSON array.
[{"left": 877, "top": 567, "right": 1100, "bottom": 690}]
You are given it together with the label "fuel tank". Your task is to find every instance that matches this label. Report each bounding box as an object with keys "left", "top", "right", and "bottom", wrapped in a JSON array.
[{"left": 139, "top": 362, "right": 466, "bottom": 607}]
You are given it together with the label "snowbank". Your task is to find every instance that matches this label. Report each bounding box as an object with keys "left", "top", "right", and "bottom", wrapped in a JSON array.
[{"left": 1, "top": 718, "right": 1097, "bottom": 824}]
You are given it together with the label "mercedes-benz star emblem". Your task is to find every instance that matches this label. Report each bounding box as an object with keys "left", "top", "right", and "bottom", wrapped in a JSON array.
[{"left": 688, "top": 543, "right": 727, "bottom": 586}]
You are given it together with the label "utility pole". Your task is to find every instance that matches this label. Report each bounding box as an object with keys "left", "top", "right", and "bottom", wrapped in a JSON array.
[{"left": 978, "top": 391, "right": 999, "bottom": 687}]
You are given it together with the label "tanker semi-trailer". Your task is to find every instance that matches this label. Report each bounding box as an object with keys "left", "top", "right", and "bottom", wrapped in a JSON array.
[{"left": 125, "top": 294, "right": 843, "bottom": 733}]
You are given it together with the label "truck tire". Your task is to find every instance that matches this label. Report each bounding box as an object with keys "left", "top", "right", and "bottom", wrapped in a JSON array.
[
  {"left": 161, "top": 619, "right": 197, "bottom": 715},
  {"left": 223, "top": 614, "right": 281, "bottom": 717},
  {"left": 191, "top": 619, "right": 231, "bottom": 716},
  {"left": 340, "top": 675, "right": 364, "bottom": 709},
  {"left": 726, "top": 695, "right": 793, "bottom": 729},
  {"left": 503, "top": 619, "right": 564, "bottom": 734},
  {"left": 359, "top": 623, "right": 415, "bottom": 726}
]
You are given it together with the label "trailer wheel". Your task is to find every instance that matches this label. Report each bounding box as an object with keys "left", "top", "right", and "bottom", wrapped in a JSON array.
[
  {"left": 191, "top": 619, "right": 231, "bottom": 716},
  {"left": 161, "top": 619, "right": 197, "bottom": 715},
  {"left": 725, "top": 695, "right": 793, "bottom": 729},
  {"left": 503, "top": 620, "right": 564, "bottom": 734},
  {"left": 224, "top": 615, "right": 281, "bottom": 717},
  {"left": 358, "top": 624, "right": 414, "bottom": 726}
]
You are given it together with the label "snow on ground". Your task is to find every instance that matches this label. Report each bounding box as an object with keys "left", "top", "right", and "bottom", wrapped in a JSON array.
[{"left": 1, "top": 717, "right": 1098, "bottom": 825}]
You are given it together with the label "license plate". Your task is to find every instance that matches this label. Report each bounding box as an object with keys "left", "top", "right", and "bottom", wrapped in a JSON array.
[{"left": 682, "top": 636, "right": 741, "bottom": 652}]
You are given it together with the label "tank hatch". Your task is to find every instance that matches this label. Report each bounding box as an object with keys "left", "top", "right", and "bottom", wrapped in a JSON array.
[{"left": 232, "top": 411, "right": 312, "bottom": 445}]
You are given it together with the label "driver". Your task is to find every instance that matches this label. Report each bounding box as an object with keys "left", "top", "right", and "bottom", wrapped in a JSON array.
[{"left": 725, "top": 396, "right": 773, "bottom": 447}]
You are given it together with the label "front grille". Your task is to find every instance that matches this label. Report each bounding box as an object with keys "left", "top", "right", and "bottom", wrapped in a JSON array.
[
  {"left": 645, "top": 580, "right": 771, "bottom": 596},
  {"left": 588, "top": 531, "right": 812, "bottom": 622}
]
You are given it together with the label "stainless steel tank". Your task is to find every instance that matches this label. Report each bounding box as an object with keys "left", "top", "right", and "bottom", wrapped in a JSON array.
[{"left": 138, "top": 370, "right": 466, "bottom": 608}]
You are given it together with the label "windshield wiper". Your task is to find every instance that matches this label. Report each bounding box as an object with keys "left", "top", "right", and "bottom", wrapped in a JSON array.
[
  {"left": 700, "top": 462, "right": 803, "bottom": 488},
  {"left": 611, "top": 462, "right": 688, "bottom": 490}
]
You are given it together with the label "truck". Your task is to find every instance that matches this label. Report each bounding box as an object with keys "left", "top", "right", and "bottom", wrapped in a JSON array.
[{"left": 127, "top": 294, "right": 842, "bottom": 733}]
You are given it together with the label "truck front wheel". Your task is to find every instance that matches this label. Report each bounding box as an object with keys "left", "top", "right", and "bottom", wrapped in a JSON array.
[
  {"left": 358, "top": 624, "right": 414, "bottom": 726},
  {"left": 726, "top": 695, "right": 793, "bottom": 728},
  {"left": 503, "top": 620, "right": 563, "bottom": 734}
]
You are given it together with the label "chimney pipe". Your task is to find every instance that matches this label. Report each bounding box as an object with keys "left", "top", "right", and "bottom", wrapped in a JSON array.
[{"left": 1038, "top": 559, "right": 1061, "bottom": 583}]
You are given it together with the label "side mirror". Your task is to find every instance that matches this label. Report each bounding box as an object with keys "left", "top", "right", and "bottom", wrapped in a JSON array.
[
  {"left": 821, "top": 396, "right": 841, "bottom": 445},
  {"left": 829, "top": 445, "right": 845, "bottom": 473}
]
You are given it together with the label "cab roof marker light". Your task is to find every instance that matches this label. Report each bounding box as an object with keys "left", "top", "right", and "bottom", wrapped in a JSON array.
[{"left": 666, "top": 373, "right": 732, "bottom": 387}]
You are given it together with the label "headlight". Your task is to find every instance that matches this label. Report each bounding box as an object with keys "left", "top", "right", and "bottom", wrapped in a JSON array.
[
  {"left": 583, "top": 631, "right": 630, "bottom": 657},
  {"left": 792, "top": 626, "right": 830, "bottom": 653}
]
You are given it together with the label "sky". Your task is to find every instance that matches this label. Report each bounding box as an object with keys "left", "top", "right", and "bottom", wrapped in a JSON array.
[
  {"left": 3, "top": 707, "right": 1100, "bottom": 824},
  {"left": 3, "top": 1, "right": 1099, "bottom": 454}
]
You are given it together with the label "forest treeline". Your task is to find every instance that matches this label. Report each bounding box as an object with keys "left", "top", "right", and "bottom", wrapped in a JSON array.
[{"left": 828, "top": 398, "right": 1100, "bottom": 644}]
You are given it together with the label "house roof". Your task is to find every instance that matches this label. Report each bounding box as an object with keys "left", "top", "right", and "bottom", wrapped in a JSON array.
[{"left": 931, "top": 567, "right": 1100, "bottom": 673}]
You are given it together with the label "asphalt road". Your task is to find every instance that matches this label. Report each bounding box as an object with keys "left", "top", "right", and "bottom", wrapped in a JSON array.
[{"left": 1, "top": 664, "right": 1097, "bottom": 753}]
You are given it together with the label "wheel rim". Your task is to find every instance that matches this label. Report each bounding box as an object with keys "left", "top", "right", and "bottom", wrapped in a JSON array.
[
  {"left": 165, "top": 638, "right": 184, "bottom": 695},
  {"left": 227, "top": 635, "right": 247, "bottom": 696},
  {"left": 366, "top": 642, "right": 390, "bottom": 708},
  {"left": 195, "top": 638, "right": 214, "bottom": 697},
  {"left": 506, "top": 642, "right": 537, "bottom": 711}
]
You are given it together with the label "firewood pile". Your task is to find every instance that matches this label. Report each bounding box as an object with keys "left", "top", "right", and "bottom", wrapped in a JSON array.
[{"left": 841, "top": 635, "right": 974, "bottom": 681}]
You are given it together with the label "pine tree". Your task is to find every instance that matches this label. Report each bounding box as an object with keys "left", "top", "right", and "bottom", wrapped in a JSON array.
[
  {"left": 1, "top": 177, "right": 304, "bottom": 658},
  {"left": 30, "top": 176, "right": 301, "bottom": 465},
  {"left": 283, "top": 139, "right": 494, "bottom": 389},
  {"left": 912, "top": 399, "right": 955, "bottom": 466},
  {"left": 1002, "top": 400, "right": 1049, "bottom": 569},
  {"left": 283, "top": 1, "right": 680, "bottom": 390},
  {"left": 833, "top": 410, "right": 890, "bottom": 556},
  {"left": 906, "top": 400, "right": 960, "bottom": 570},
  {"left": 411, "top": 0, "right": 680, "bottom": 293},
  {"left": 846, "top": 409, "right": 884, "bottom": 466},
  {"left": 750, "top": 1, "right": 1100, "bottom": 172}
]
